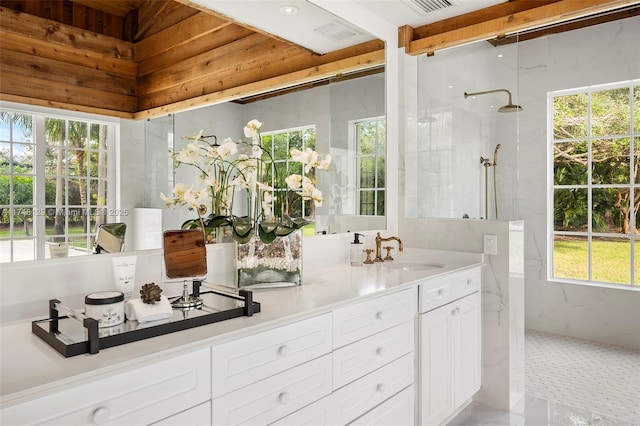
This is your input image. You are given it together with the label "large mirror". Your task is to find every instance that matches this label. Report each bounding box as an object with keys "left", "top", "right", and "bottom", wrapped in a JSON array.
[
  {"left": 0, "top": 68, "right": 385, "bottom": 264},
  {"left": 145, "top": 70, "right": 386, "bottom": 244},
  {"left": 0, "top": 2, "right": 387, "bottom": 263}
]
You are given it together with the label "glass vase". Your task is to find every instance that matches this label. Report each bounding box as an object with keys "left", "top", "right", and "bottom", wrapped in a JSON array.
[{"left": 236, "top": 230, "right": 302, "bottom": 289}]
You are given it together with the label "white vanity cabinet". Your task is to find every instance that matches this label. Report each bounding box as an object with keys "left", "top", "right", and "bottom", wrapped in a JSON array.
[
  {"left": 1, "top": 262, "right": 485, "bottom": 426},
  {"left": 332, "top": 286, "right": 417, "bottom": 425},
  {"left": 268, "top": 286, "right": 418, "bottom": 426},
  {"left": 0, "top": 348, "right": 211, "bottom": 426},
  {"left": 418, "top": 267, "right": 482, "bottom": 426},
  {"left": 210, "top": 313, "right": 333, "bottom": 425}
]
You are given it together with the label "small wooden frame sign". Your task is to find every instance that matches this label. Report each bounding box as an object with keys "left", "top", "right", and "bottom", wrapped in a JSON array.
[{"left": 162, "top": 230, "right": 207, "bottom": 279}]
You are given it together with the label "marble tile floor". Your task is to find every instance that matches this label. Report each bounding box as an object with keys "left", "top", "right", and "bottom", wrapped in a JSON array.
[{"left": 449, "top": 329, "right": 640, "bottom": 426}]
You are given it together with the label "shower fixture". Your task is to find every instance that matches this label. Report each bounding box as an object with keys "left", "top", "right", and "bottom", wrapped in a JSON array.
[
  {"left": 464, "top": 89, "right": 523, "bottom": 112},
  {"left": 480, "top": 144, "right": 502, "bottom": 220}
]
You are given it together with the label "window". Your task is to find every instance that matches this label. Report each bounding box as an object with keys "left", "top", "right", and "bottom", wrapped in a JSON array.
[
  {"left": 0, "top": 109, "right": 116, "bottom": 262},
  {"left": 549, "top": 80, "right": 639, "bottom": 287},
  {"left": 354, "top": 117, "right": 385, "bottom": 216},
  {"left": 260, "top": 126, "right": 316, "bottom": 219}
]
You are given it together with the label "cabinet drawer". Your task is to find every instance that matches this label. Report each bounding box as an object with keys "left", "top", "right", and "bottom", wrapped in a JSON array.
[
  {"left": 211, "top": 313, "right": 332, "bottom": 397},
  {"left": 333, "top": 321, "right": 414, "bottom": 390},
  {"left": 350, "top": 385, "right": 414, "bottom": 426},
  {"left": 333, "top": 287, "right": 417, "bottom": 349},
  {"left": 269, "top": 395, "right": 334, "bottom": 426},
  {"left": 419, "top": 267, "right": 480, "bottom": 313},
  {"left": 1, "top": 348, "right": 211, "bottom": 426},
  {"left": 332, "top": 353, "right": 414, "bottom": 425},
  {"left": 211, "top": 354, "right": 332, "bottom": 426}
]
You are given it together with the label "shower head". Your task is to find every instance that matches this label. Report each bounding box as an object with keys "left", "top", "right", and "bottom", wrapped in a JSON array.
[{"left": 464, "top": 89, "right": 523, "bottom": 113}]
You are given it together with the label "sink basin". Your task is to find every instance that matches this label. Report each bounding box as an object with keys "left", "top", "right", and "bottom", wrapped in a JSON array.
[{"left": 382, "top": 261, "right": 444, "bottom": 271}]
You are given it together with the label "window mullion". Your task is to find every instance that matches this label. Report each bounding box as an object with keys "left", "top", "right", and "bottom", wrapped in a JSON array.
[
  {"left": 34, "top": 116, "right": 46, "bottom": 260},
  {"left": 630, "top": 84, "right": 636, "bottom": 285}
]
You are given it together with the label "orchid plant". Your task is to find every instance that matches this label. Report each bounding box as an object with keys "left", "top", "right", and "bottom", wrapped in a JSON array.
[{"left": 161, "top": 120, "right": 331, "bottom": 244}]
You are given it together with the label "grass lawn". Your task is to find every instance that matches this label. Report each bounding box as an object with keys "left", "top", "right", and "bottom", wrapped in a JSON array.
[{"left": 554, "top": 239, "right": 637, "bottom": 285}]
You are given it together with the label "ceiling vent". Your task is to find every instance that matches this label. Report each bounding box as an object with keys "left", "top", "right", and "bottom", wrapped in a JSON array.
[
  {"left": 402, "top": 0, "right": 460, "bottom": 15},
  {"left": 314, "top": 21, "right": 359, "bottom": 41}
]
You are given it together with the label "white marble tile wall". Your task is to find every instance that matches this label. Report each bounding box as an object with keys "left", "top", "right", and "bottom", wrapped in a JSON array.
[
  {"left": 404, "top": 16, "right": 640, "bottom": 350},
  {"left": 398, "top": 217, "right": 525, "bottom": 411},
  {"left": 517, "top": 16, "right": 640, "bottom": 349},
  {"left": 407, "top": 41, "right": 520, "bottom": 220}
]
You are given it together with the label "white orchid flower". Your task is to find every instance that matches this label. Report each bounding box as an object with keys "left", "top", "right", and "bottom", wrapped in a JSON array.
[
  {"left": 310, "top": 188, "right": 323, "bottom": 206},
  {"left": 301, "top": 176, "right": 315, "bottom": 194},
  {"left": 290, "top": 148, "right": 308, "bottom": 164},
  {"left": 251, "top": 144, "right": 263, "bottom": 158},
  {"left": 243, "top": 119, "right": 262, "bottom": 138},
  {"left": 318, "top": 154, "right": 332, "bottom": 170},
  {"left": 175, "top": 142, "right": 202, "bottom": 165},
  {"left": 285, "top": 174, "right": 303, "bottom": 190},
  {"left": 290, "top": 148, "right": 331, "bottom": 173},
  {"left": 172, "top": 182, "right": 190, "bottom": 199},
  {"left": 160, "top": 192, "right": 179, "bottom": 208},
  {"left": 217, "top": 138, "right": 237, "bottom": 159},
  {"left": 256, "top": 181, "right": 274, "bottom": 192},
  {"left": 202, "top": 175, "right": 219, "bottom": 189},
  {"left": 183, "top": 187, "right": 210, "bottom": 214}
]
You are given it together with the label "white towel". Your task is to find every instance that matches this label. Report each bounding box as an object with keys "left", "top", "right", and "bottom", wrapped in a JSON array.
[{"left": 125, "top": 296, "right": 173, "bottom": 323}]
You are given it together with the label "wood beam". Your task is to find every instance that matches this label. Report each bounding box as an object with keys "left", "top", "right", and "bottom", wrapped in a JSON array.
[
  {"left": 134, "top": 49, "right": 385, "bottom": 119},
  {"left": 134, "top": 0, "right": 170, "bottom": 41},
  {"left": 135, "top": 11, "right": 232, "bottom": 63},
  {"left": 406, "top": 0, "right": 640, "bottom": 56},
  {"left": 487, "top": 4, "right": 640, "bottom": 46},
  {"left": 0, "top": 93, "right": 135, "bottom": 118},
  {"left": 398, "top": 25, "right": 414, "bottom": 49},
  {"left": 0, "top": 29, "right": 137, "bottom": 77},
  {"left": 411, "top": 0, "right": 560, "bottom": 40},
  {"left": 0, "top": 6, "right": 134, "bottom": 59}
]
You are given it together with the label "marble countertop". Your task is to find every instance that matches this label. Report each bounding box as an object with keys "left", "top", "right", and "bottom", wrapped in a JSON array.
[{"left": 0, "top": 249, "right": 483, "bottom": 406}]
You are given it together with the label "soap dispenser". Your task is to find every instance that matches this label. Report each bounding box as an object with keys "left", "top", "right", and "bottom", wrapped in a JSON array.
[{"left": 350, "top": 233, "right": 364, "bottom": 266}]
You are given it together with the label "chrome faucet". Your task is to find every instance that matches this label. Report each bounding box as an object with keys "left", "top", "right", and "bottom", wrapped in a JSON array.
[{"left": 374, "top": 232, "right": 403, "bottom": 262}]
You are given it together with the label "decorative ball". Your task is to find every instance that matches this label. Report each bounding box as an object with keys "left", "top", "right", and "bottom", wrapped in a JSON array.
[{"left": 140, "top": 282, "right": 163, "bottom": 304}]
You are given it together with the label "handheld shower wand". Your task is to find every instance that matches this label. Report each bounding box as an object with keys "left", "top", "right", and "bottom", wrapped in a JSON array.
[{"left": 493, "top": 144, "right": 501, "bottom": 219}]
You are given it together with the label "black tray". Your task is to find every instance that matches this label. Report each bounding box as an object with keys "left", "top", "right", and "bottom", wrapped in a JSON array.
[{"left": 32, "top": 285, "right": 260, "bottom": 357}]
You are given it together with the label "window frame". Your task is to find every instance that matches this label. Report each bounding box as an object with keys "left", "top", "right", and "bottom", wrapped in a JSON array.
[
  {"left": 351, "top": 116, "right": 386, "bottom": 216},
  {"left": 547, "top": 80, "right": 639, "bottom": 289},
  {"left": 259, "top": 124, "right": 316, "bottom": 220},
  {"left": 0, "top": 103, "right": 118, "bottom": 262}
]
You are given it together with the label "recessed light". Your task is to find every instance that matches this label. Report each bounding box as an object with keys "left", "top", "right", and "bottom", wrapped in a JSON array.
[
  {"left": 279, "top": 5, "right": 298, "bottom": 15},
  {"left": 448, "top": 85, "right": 454, "bottom": 89},
  {"left": 497, "top": 54, "right": 504, "bottom": 58}
]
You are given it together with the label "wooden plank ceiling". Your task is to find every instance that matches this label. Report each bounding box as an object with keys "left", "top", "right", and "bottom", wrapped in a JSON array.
[
  {"left": 0, "top": 0, "right": 636, "bottom": 119},
  {"left": 0, "top": 0, "right": 384, "bottom": 119}
]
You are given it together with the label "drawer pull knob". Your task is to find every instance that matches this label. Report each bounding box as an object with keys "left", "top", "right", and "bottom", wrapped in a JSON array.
[
  {"left": 451, "top": 308, "right": 457, "bottom": 316},
  {"left": 376, "top": 383, "right": 385, "bottom": 393},
  {"left": 466, "top": 279, "right": 472, "bottom": 286},
  {"left": 91, "top": 407, "right": 110, "bottom": 425},
  {"left": 376, "top": 346, "right": 385, "bottom": 356},
  {"left": 277, "top": 345, "right": 289, "bottom": 356},
  {"left": 278, "top": 391, "right": 289, "bottom": 404},
  {"left": 375, "top": 311, "right": 384, "bottom": 321},
  {"left": 437, "top": 288, "right": 444, "bottom": 296}
]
